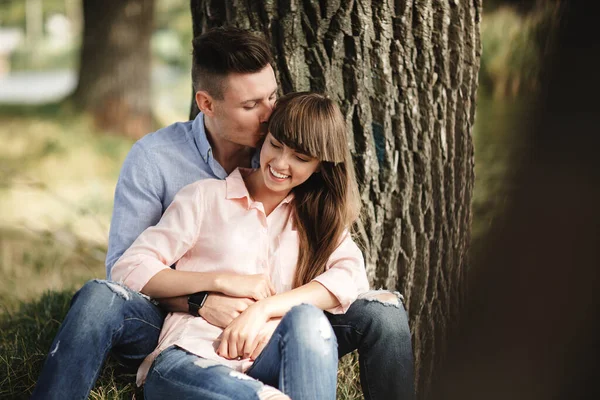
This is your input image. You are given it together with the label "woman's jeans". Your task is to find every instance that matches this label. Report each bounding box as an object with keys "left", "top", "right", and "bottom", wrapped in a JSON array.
[
  {"left": 31, "top": 280, "right": 415, "bottom": 400},
  {"left": 145, "top": 304, "right": 338, "bottom": 399}
]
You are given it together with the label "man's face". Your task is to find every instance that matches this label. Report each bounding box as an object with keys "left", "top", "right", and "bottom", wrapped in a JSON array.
[{"left": 210, "top": 65, "right": 278, "bottom": 148}]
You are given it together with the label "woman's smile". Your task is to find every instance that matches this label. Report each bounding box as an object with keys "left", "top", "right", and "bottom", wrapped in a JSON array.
[{"left": 268, "top": 164, "right": 290, "bottom": 181}]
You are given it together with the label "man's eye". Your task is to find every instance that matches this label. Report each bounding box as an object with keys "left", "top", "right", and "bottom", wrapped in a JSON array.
[{"left": 244, "top": 103, "right": 257, "bottom": 110}]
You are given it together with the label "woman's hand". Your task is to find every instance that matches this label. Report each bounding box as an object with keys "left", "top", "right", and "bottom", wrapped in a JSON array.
[
  {"left": 217, "top": 302, "right": 272, "bottom": 360},
  {"left": 217, "top": 273, "right": 276, "bottom": 301},
  {"left": 250, "top": 318, "right": 281, "bottom": 360}
]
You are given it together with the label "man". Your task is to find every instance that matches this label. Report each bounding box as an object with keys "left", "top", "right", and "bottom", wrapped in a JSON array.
[{"left": 32, "top": 27, "right": 414, "bottom": 400}]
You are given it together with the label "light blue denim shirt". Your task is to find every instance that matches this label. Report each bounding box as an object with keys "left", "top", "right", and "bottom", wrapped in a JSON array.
[{"left": 106, "top": 112, "right": 260, "bottom": 278}]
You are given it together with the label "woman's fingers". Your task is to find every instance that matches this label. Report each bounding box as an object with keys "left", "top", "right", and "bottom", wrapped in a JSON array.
[
  {"left": 250, "top": 335, "right": 269, "bottom": 360},
  {"left": 241, "top": 331, "right": 259, "bottom": 359},
  {"left": 228, "top": 334, "right": 239, "bottom": 360}
]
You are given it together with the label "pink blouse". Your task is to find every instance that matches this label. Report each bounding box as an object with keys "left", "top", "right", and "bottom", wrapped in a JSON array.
[{"left": 111, "top": 168, "right": 369, "bottom": 385}]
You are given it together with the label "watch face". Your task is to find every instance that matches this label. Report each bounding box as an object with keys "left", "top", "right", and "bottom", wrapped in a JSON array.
[{"left": 189, "top": 292, "right": 208, "bottom": 310}]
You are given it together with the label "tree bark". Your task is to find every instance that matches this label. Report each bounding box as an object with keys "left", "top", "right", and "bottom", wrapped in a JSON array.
[
  {"left": 73, "top": 0, "right": 154, "bottom": 138},
  {"left": 189, "top": 1, "right": 481, "bottom": 397}
]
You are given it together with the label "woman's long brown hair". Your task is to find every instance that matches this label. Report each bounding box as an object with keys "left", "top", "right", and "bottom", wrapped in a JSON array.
[{"left": 267, "top": 92, "right": 361, "bottom": 288}]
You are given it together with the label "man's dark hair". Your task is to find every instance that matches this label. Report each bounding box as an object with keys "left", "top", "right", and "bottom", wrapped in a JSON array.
[{"left": 191, "top": 26, "right": 273, "bottom": 99}]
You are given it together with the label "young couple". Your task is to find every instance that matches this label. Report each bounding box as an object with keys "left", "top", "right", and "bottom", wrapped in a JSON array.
[{"left": 32, "top": 27, "right": 414, "bottom": 399}]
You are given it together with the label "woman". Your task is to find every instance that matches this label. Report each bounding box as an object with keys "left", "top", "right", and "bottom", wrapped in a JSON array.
[{"left": 112, "top": 92, "right": 369, "bottom": 399}]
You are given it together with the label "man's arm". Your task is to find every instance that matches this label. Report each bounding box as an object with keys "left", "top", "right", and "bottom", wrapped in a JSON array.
[
  {"left": 106, "top": 142, "right": 163, "bottom": 278},
  {"left": 106, "top": 144, "right": 254, "bottom": 322},
  {"left": 157, "top": 293, "right": 255, "bottom": 328}
]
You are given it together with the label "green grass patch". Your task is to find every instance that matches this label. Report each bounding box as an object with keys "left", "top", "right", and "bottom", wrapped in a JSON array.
[{"left": 0, "top": 290, "right": 141, "bottom": 399}]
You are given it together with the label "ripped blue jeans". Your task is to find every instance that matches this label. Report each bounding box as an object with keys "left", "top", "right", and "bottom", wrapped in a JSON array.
[
  {"left": 145, "top": 304, "right": 337, "bottom": 399},
  {"left": 32, "top": 280, "right": 414, "bottom": 399}
]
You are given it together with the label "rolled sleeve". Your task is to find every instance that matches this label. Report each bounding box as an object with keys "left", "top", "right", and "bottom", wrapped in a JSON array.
[
  {"left": 111, "top": 182, "right": 204, "bottom": 293},
  {"left": 312, "top": 231, "right": 369, "bottom": 314}
]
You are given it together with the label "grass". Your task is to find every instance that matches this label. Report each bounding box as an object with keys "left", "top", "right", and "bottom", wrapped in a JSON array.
[{"left": 0, "top": 290, "right": 142, "bottom": 399}]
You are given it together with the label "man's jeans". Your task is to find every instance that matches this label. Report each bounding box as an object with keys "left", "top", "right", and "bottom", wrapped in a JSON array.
[
  {"left": 145, "top": 304, "right": 338, "bottom": 399},
  {"left": 32, "top": 280, "right": 415, "bottom": 400}
]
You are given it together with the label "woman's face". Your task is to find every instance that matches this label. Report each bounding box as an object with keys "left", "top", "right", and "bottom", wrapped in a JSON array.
[{"left": 259, "top": 133, "right": 320, "bottom": 195}]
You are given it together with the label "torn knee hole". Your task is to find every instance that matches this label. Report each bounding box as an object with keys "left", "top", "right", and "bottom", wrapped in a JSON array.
[
  {"left": 358, "top": 290, "right": 402, "bottom": 307},
  {"left": 374, "top": 293, "right": 400, "bottom": 305},
  {"left": 103, "top": 281, "right": 131, "bottom": 301}
]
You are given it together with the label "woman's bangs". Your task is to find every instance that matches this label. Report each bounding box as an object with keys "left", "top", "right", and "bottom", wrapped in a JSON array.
[{"left": 269, "top": 96, "right": 347, "bottom": 164}]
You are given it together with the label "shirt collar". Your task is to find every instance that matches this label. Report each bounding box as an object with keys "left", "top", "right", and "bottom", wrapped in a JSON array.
[
  {"left": 226, "top": 168, "right": 294, "bottom": 208},
  {"left": 192, "top": 112, "right": 212, "bottom": 163},
  {"left": 225, "top": 168, "right": 252, "bottom": 201}
]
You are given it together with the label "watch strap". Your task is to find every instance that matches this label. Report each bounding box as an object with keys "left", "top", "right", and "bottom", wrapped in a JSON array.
[{"left": 188, "top": 291, "right": 209, "bottom": 316}]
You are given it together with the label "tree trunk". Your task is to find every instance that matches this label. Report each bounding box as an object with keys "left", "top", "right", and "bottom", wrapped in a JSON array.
[
  {"left": 190, "top": 1, "right": 481, "bottom": 397},
  {"left": 73, "top": 0, "right": 154, "bottom": 138}
]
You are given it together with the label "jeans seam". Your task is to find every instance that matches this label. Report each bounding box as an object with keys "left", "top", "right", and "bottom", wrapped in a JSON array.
[
  {"left": 84, "top": 322, "right": 126, "bottom": 397},
  {"left": 361, "top": 355, "right": 374, "bottom": 400},
  {"left": 122, "top": 317, "right": 163, "bottom": 331},
  {"left": 278, "top": 331, "right": 287, "bottom": 394}
]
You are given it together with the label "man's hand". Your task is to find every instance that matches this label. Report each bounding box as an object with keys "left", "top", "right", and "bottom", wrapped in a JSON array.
[{"left": 199, "top": 293, "right": 255, "bottom": 328}]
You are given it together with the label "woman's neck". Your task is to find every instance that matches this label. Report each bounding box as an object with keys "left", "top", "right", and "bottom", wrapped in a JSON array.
[{"left": 245, "top": 170, "right": 290, "bottom": 216}]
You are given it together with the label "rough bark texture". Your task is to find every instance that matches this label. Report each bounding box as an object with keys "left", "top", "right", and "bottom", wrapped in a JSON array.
[
  {"left": 190, "top": 1, "right": 481, "bottom": 397},
  {"left": 73, "top": 0, "right": 154, "bottom": 138}
]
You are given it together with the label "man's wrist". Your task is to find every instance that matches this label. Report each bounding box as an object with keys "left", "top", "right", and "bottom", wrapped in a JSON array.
[{"left": 188, "top": 291, "right": 210, "bottom": 316}]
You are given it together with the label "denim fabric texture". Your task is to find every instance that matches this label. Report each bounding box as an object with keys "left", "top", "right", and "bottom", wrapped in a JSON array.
[
  {"left": 32, "top": 281, "right": 415, "bottom": 399},
  {"left": 145, "top": 304, "right": 338, "bottom": 400}
]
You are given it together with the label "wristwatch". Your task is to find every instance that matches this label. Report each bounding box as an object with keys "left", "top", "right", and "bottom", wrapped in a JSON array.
[{"left": 188, "top": 291, "right": 209, "bottom": 316}]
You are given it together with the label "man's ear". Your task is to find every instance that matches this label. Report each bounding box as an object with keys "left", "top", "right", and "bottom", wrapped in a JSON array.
[{"left": 195, "top": 91, "right": 214, "bottom": 116}]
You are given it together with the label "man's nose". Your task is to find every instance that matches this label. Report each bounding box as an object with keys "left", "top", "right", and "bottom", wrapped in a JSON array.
[{"left": 259, "top": 101, "right": 274, "bottom": 123}]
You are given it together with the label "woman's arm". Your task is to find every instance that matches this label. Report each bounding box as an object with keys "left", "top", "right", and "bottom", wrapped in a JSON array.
[
  {"left": 218, "top": 231, "right": 369, "bottom": 359},
  {"left": 111, "top": 182, "right": 275, "bottom": 300}
]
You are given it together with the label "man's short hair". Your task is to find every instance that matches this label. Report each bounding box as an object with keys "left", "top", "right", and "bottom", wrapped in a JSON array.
[{"left": 191, "top": 26, "right": 274, "bottom": 100}]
